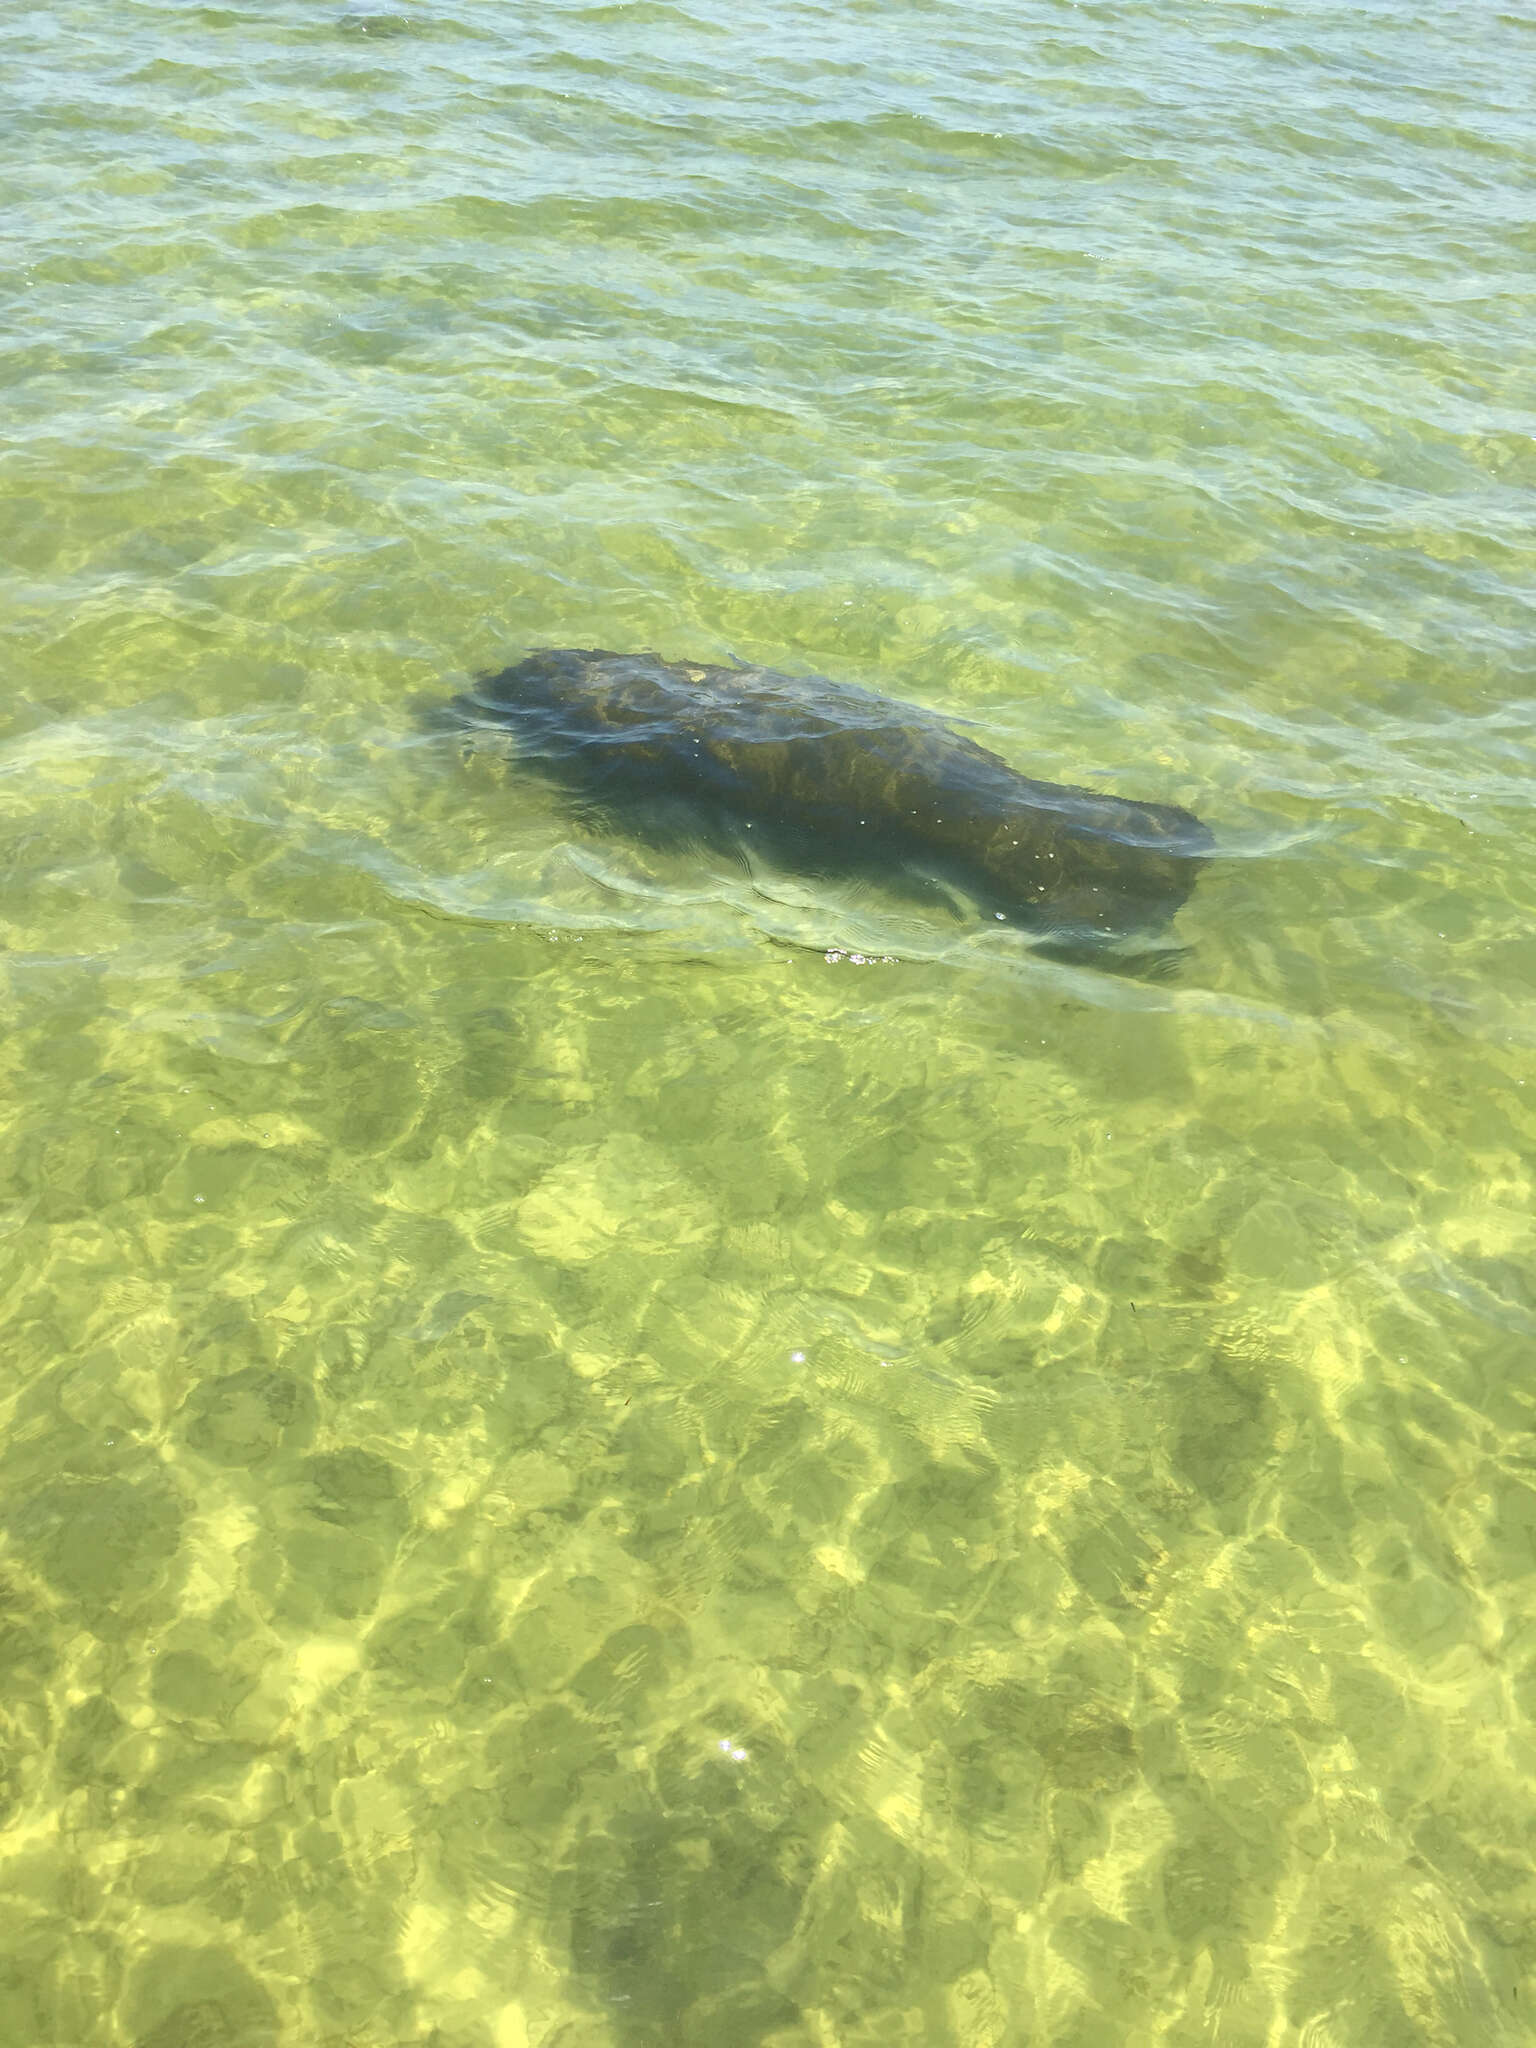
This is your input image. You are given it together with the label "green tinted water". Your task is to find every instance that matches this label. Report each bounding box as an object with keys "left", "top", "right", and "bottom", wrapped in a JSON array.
[{"left": 2, "top": 1, "right": 1534, "bottom": 2042}]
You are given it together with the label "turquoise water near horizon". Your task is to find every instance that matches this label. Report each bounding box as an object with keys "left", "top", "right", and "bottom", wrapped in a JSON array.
[{"left": 2, "top": 1, "right": 1534, "bottom": 2042}]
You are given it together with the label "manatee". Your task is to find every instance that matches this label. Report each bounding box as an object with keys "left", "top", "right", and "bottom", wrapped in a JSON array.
[{"left": 454, "top": 648, "right": 1213, "bottom": 942}]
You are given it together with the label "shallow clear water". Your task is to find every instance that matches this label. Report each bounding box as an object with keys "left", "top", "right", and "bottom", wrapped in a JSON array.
[{"left": 2, "top": 1, "right": 1534, "bottom": 2042}]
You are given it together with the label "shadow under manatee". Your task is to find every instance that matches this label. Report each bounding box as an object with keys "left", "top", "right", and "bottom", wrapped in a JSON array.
[{"left": 437, "top": 648, "right": 1215, "bottom": 972}]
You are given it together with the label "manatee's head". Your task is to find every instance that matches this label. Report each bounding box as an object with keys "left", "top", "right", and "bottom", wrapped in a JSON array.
[{"left": 976, "top": 792, "right": 1214, "bottom": 944}]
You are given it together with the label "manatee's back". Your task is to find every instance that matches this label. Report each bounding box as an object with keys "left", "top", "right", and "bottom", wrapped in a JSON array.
[{"left": 462, "top": 648, "right": 1211, "bottom": 937}]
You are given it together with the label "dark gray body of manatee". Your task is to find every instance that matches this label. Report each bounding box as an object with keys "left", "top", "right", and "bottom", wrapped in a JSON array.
[{"left": 455, "top": 648, "right": 1213, "bottom": 942}]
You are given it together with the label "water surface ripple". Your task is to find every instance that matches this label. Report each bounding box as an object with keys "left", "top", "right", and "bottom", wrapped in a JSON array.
[{"left": 2, "top": 1, "right": 1534, "bottom": 2043}]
